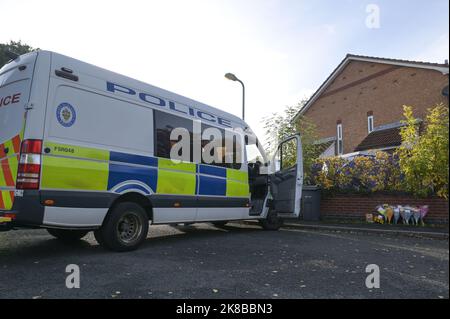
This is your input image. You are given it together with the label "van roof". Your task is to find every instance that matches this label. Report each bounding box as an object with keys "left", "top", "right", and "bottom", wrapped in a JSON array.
[
  {"left": 0, "top": 51, "right": 38, "bottom": 76},
  {"left": 38, "top": 50, "right": 250, "bottom": 131}
]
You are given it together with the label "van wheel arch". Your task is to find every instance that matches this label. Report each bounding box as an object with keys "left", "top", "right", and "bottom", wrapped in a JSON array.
[{"left": 108, "top": 192, "right": 153, "bottom": 222}]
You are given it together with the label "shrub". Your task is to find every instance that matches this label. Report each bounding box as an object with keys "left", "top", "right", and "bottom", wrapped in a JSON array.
[
  {"left": 396, "top": 104, "right": 449, "bottom": 199},
  {"left": 312, "top": 152, "right": 402, "bottom": 194},
  {"left": 312, "top": 104, "right": 449, "bottom": 199}
]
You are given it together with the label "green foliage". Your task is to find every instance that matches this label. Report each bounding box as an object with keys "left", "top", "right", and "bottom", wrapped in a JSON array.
[
  {"left": 262, "top": 100, "right": 319, "bottom": 183},
  {"left": 283, "top": 102, "right": 448, "bottom": 198},
  {"left": 0, "top": 40, "right": 36, "bottom": 68},
  {"left": 311, "top": 152, "right": 402, "bottom": 194},
  {"left": 312, "top": 156, "right": 351, "bottom": 191},
  {"left": 396, "top": 104, "right": 449, "bottom": 199},
  {"left": 372, "top": 151, "right": 403, "bottom": 192}
]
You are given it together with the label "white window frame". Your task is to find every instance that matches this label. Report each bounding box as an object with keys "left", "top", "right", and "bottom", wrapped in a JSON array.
[
  {"left": 367, "top": 115, "right": 374, "bottom": 133},
  {"left": 337, "top": 123, "right": 343, "bottom": 155}
]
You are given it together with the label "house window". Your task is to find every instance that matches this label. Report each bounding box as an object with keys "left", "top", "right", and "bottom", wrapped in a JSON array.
[
  {"left": 368, "top": 115, "right": 374, "bottom": 133},
  {"left": 337, "top": 123, "right": 343, "bottom": 155}
]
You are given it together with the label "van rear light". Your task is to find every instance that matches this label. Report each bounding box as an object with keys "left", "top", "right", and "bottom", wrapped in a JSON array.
[
  {"left": 20, "top": 139, "right": 43, "bottom": 154},
  {"left": 16, "top": 139, "right": 42, "bottom": 190},
  {"left": 3, "top": 213, "right": 16, "bottom": 220}
]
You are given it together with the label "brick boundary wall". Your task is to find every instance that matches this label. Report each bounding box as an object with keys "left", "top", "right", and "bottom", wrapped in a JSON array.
[{"left": 320, "top": 193, "right": 449, "bottom": 224}]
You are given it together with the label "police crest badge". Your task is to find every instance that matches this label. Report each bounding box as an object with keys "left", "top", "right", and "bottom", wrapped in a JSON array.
[{"left": 56, "top": 103, "right": 76, "bottom": 127}]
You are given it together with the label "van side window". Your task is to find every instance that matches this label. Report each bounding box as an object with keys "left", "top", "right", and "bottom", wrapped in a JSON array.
[
  {"left": 201, "top": 123, "right": 242, "bottom": 170},
  {"left": 226, "top": 132, "right": 243, "bottom": 170},
  {"left": 154, "top": 110, "right": 193, "bottom": 161},
  {"left": 279, "top": 138, "right": 297, "bottom": 170}
]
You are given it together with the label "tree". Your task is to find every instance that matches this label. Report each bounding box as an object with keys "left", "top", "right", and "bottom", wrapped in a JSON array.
[
  {"left": 0, "top": 40, "right": 35, "bottom": 68},
  {"left": 396, "top": 104, "right": 449, "bottom": 198},
  {"left": 262, "top": 100, "right": 319, "bottom": 183}
]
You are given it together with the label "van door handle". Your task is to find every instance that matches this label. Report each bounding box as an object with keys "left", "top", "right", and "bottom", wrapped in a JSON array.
[{"left": 55, "top": 69, "right": 79, "bottom": 82}]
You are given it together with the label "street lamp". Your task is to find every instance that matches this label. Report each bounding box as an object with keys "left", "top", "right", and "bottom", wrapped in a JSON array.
[{"left": 225, "top": 73, "right": 245, "bottom": 121}]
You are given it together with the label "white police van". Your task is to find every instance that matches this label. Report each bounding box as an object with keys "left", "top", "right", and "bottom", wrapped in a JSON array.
[{"left": 0, "top": 50, "right": 303, "bottom": 251}]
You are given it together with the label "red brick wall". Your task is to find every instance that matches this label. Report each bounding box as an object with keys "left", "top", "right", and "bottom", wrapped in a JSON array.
[
  {"left": 320, "top": 193, "right": 449, "bottom": 224},
  {"left": 303, "top": 61, "right": 449, "bottom": 153}
]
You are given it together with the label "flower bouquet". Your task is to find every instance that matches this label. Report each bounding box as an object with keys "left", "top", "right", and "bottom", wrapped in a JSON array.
[
  {"left": 375, "top": 205, "right": 387, "bottom": 224},
  {"left": 419, "top": 205, "right": 429, "bottom": 226},
  {"left": 385, "top": 205, "right": 394, "bottom": 224},
  {"left": 412, "top": 207, "right": 421, "bottom": 226},
  {"left": 393, "top": 206, "right": 401, "bottom": 224},
  {"left": 401, "top": 206, "right": 413, "bottom": 225}
]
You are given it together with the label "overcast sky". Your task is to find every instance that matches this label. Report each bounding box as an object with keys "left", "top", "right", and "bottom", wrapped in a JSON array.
[{"left": 1, "top": 0, "right": 448, "bottom": 144}]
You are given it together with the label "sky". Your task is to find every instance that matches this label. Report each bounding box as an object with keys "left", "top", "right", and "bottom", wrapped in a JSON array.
[{"left": 1, "top": 0, "right": 448, "bottom": 145}]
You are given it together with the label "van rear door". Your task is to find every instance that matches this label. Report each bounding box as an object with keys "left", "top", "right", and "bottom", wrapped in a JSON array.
[{"left": 0, "top": 52, "right": 37, "bottom": 210}]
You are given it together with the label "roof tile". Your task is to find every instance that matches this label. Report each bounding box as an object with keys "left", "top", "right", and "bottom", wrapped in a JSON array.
[{"left": 354, "top": 127, "right": 402, "bottom": 151}]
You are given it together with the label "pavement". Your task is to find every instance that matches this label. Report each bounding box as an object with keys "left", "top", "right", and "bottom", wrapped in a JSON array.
[
  {"left": 282, "top": 220, "right": 449, "bottom": 240},
  {"left": 0, "top": 222, "right": 448, "bottom": 299}
]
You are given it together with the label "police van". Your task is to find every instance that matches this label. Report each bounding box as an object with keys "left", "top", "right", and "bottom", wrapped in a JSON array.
[{"left": 0, "top": 50, "right": 303, "bottom": 251}]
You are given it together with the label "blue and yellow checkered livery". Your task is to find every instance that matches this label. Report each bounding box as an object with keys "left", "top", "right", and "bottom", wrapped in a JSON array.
[{"left": 40, "top": 142, "right": 249, "bottom": 198}]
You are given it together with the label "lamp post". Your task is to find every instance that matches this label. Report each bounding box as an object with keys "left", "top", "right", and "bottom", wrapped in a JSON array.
[{"left": 225, "top": 73, "right": 245, "bottom": 121}]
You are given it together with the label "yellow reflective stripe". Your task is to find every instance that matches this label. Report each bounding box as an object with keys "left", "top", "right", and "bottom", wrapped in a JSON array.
[
  {"left": 0, "top": 164, "right": 6, "bottom": 187},
  {"left": 4, "top": 140, "right": 15, "bottom": 154},
  {"left": 1, "top": 191, "right": 13, "bottom": 210},
  {"left": 0, "top": 216, "right": 12, "bottom": 223},
  {"left": 158, "top": 158, "right": 196, "bottom": 173},
  {"left": 0, "top": 140, "right": 17, "bottom": 187},
  {"left": 8, "top": 156, "right": 18, "bottom": 184},
  {"left": 41, "top": 156, "right": 108, "bottom": 191},
  {"left": 157, "top": 169, "right": 196, "bottom": 195},
  {"left": 227, "top": 169, "right": 248, "bottom": 183},
  {"left": 44, "top": 142, "right": 110, "bottom": 162},
  {"left": 226, "top": 179, "right": 249, "bottom": 197},
  {"left": 226, "top": 168, "right": 249, "bottom": 197}
]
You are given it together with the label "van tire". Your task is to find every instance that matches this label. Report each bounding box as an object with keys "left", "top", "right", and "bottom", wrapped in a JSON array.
[
  {"left": 259, "top": 210, "right": 283, "bottom": 231},
  {"left": 95, "top": 202, "right": 149, "bottom": 252},
  {"left": 47, "top": 229, "right": 89, "bottom": 242}
]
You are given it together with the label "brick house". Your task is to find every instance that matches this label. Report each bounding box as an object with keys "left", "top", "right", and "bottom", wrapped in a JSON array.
[{"left": 294, "top": 54, "right": 449, "bottom": 156}]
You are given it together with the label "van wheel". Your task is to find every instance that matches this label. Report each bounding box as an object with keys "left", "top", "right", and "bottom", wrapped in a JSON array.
[
  {"left": 212, "top": 221, "right": 228, "bottom": 228},
  {"left": 47, "top": 229, "right": 89, "bottom": 242},
  {"left": 95, "top": 202, "right": 149, "bottom": 252},
  {"left": 259, "top": 210, "right": 283, "bottom": 231}
]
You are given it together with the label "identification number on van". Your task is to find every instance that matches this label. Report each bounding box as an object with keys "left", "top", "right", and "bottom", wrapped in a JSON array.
[{"left": 53, "top": 146, "right": 75, "bottom": 154}]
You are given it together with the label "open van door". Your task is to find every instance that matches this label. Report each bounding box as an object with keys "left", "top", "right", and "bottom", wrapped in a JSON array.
[
  {"left": 0, "top": 52, "right": 37, "bottom": 211},
  {"left": 270, "top": 134, "right": 303, "bottom": 218}
]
